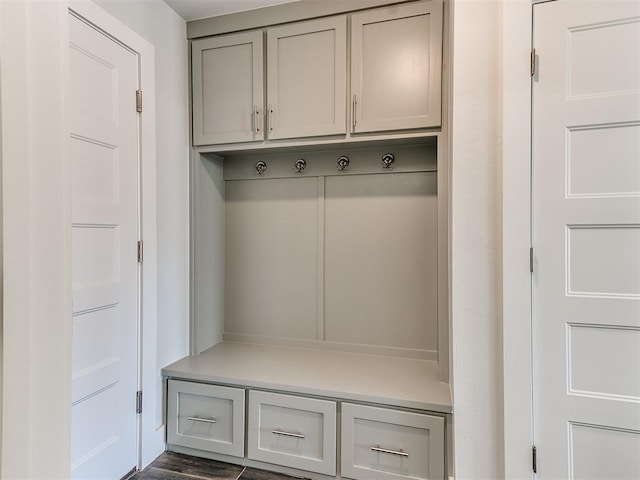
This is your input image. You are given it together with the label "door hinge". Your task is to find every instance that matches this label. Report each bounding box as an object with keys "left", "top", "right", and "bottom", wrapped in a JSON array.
[
  {"left": 136, "top": 391, "right": 143, "bottom": 414},
  {"left": 530, "top": 48, "right": 536, "bottom": 77},
  {"left": 530, "top": 247, "right": 534, "bottom": 273},
  {"left": 532, "top": 445, "right": 537, "bottom": 473},
  {"left": 136, "top": 89, "right": 143, "bottom": 113},
  {"left": 137, "top": 240, "right": 143, "bottom": 263}
]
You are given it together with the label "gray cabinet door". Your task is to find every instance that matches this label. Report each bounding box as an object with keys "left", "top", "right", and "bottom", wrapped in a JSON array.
[
  {"left": 266, "top": 16, "right": 347, "bottom": 140},
  {"left": 247, "top": 391, "right": 337, "bottom": 475},
  {"left": 167, "top": 380, "right": 245, "bottom": 457},
  {"left": 192, "top": 31, "right": 264, "bottom": 145},
  {"left": 351, "top": 1, "right": 443, "bottom": 133},
  {"left": 341, "top": 403, "right": 445, "bottom": 480}
]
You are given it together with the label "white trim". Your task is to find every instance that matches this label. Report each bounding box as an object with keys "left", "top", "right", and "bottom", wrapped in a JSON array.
[
  {"left": 502, "top": 0, "right": 534, "bottom": 478},
  {"left": 68, "top": 0, "right": 161, "bottom": 470}
]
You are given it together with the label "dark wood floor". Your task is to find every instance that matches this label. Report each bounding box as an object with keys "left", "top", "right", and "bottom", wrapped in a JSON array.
[{"left": 131, "top": 452, "right": 307, "bottom": 480}]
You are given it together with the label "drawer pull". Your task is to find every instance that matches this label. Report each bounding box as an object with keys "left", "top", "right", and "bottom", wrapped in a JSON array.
[
  {"left": 371, "top": 445, "right": 409, "bottom": 458},
  {"left": 187, "top": 415, "right": 217, "bottom": 424},
  {"left": 272, "top": 428, "right": 305, "bottom": 439}
]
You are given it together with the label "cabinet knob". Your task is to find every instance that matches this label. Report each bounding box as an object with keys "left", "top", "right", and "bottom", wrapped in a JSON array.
[
  {"left": 337, "top": 156, "right": 350, "bottom": 172},
  {"left": 256, "top": 161, "right": 267, "bottom": 175}
]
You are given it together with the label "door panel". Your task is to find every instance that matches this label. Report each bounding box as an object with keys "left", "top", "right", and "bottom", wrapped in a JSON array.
[
  {"left": 350, "top": 1, "right": 442, "bottom": 133},
  {"left": 192, "top": 31, "right": 264, "bottom": 145},
  {"left": 324, "top": 172, "right": 438, "bottom": 351},
  {"left": 70, "top": 13, "right": 139, "bottom": 479},
  {"left": 266, "top": 16, "right": 346, "bottom": 139},
  {"left": 532, "top": 1, "right": 640, "bottom": 478}
]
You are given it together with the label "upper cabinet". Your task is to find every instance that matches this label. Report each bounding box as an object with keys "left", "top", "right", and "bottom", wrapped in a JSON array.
[
  {"left": 192, "top": 31, "right": 264, "bottom": 146},
  {"left": 193, "top": 18, "right": 346, "bottom": 146},
  {"left": 191, "top": 0, "right": 443, "bottom": 148},
  {"left": 351, "top": 1, "right": 443, "bottom": 133},
  {"left": 266, "top": 17, "right": 347, "bottom": 140}
]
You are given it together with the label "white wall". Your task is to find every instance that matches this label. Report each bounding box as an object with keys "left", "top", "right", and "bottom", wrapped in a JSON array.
[
  {"left": 0, "top": 0, "right": 188, "bottom": 473},
  {"left": 1, "top": 1, "right": 72, "bottom": 477},
  {"left": 0, "top": 0, "right": 528, "bottom": 476},
  {"left": 450, "top": 0, "right": 504, "bottom": 478},
  {"left": 94, "top": 0, "right": 191, "bottom": 446}
]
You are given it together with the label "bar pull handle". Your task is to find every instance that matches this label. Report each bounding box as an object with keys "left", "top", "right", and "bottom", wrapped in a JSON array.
[
  {"left": 370, "top": 445, "right": 409, "bottom": 457},
  {"left": 272, "top": 428, "right": 305, "bottom": 439},
  {"left": 268, "top": 105, "right": 274, "bottom": 133},
  {"left": 187, "top": 415, "right": 217, "bottom": 424},
  {"left": 253, "top": 106, "right": 261, "bottom": 134},
  {"left": 352, "top": 95, "right": 358, "bottom": 131}
]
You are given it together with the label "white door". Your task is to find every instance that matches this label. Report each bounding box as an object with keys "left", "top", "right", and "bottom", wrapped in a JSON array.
[
  {"left": 69, "top": 12, "right": 140, "bottom": 479},
  {"left": 533, "top": 1, "right": 640, "bottom": 478}
]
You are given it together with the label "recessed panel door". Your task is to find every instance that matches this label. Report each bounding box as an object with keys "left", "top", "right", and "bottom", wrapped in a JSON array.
[
  {"left": 69, "top": 13, "right": 139, "bottom": 479},
  {"left": 192, "top": 31, "right": 264, "bottom": 145},
  {"left": 533, "top": 1, "right": 640, "bottom": 478},
  {"left": 266, "top": 16, "right": 346, "bottom": 139},
  {"left": 351, "top": 1, "right": 442, "bottom": 134}
]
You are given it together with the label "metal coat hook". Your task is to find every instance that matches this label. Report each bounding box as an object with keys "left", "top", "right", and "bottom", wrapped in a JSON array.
[
  {"left": 337, "top": 156, "right": 350, "bottom": 171},
  {"left": 256, "top": 161, "right": 267, "bottom": 175},
  {"left": 382, "top": 153, "right": 395, "bottom": 169},
  {"left": 295, "top": 159, "right": 306, "bottom": 174}
]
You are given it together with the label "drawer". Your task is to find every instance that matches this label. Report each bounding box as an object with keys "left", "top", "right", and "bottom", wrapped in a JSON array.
[
  {"left": 167, "top": 380, "right": 245, "bottom": 457},
  {"left": 341, "top": 403, "right": 444, "bottom": 480},
  {"left": 248, "top": 391, "right": 337, "bottom": 476}
]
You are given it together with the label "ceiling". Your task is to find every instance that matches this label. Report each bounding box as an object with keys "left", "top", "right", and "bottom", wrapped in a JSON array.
[{"left": 164, "top": 0, "right": 302, "bottom": 21}]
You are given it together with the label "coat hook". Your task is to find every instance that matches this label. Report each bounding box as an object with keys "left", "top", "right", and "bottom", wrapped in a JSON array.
[
  {"left": 256, "top": 161, "right": 267, "bottom": 175},
  {"left": 382, "top": 153, "right": 395, "bottom": 169},
  {"left": 295, "top": 159, "right": 306, "bottom": 174},
  {"left": 337, "top": 156, "right": 350, "bottom": 172}
]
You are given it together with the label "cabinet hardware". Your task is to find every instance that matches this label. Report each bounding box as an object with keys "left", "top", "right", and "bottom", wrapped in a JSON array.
[
  {"left": 531, "top": 48, "right": 536, "bottom": 77},
  {"left": 371, "top": 445, "right": 409, "bottom": 457},
  {"left": 268, "top": 105, "right": 274, "bottom": 133},
  {"left": 295, "top": 159, "right": 306, "bottom": 173},
  {"left": 187, "top": 415, "right": 217, "bottom": 424},
  {"left": 136, "top": 391, "right": 142, "bottom": 414},
  {"left": 382, "top": 153, "right": 395, "bottom": 169},
  {"left": 530, "top": 247, "right": 534, "bottom": 273},
  {"left": 272, "top": 428, "right": 305, "bottom": 439},
  {"left": 137, "top": 241, "right": 143, "bottom": 263},
  {"left": 256, "top": 161, "right": 267, "bottom": 175},
  {"left": 352, "top": 95, "right": 358, "bottom": 130},
  {"left": 337, "top": 156, "right": 350, "bottom": 171},
  {"left": 136, "top": 90, "right": 142, "bottom": 113},
  {"left": 253, "top": 106, "right": 261, "bottom": 134},
  {"left": 532, "top": 445, "right": 537, "bottom": 473}
]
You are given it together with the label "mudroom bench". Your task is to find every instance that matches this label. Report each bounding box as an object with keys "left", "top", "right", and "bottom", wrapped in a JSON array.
[{"left": 162, "top": 342, "right": 451, "bottom": 480}]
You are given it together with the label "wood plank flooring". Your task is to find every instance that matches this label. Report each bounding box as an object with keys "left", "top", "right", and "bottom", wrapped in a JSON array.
[{"left": 131, "top": 452, "right": 307, "bottom": 480}]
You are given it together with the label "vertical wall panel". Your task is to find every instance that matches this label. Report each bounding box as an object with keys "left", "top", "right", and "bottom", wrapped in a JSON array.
[
  {"left": 324, "top": 172, "right": 438, "bottom": 352},
  {"left": 225, "top": 177, "right": 319, "bottom": 340}
]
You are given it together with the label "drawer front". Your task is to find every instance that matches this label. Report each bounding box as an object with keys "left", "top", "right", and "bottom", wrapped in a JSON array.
[
  {"left": 341, "top": 403, "right": 445, "bottom": 480},
  {"left": 167, "top": 380, "right": 245, "bottom": 457},
  {"left": 248, "top": 391, "right": 337, "bottom": 475}
]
